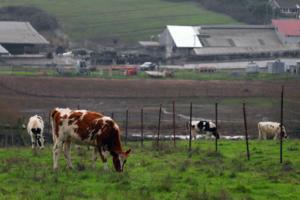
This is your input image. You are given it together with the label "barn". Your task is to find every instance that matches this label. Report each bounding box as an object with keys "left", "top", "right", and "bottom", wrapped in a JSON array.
[
  {"left": 0, "top": 21, "right": 49, "bottom": 55},
  {"left": 272, "top": 19, "right": 300, "bottom": 44},
  {"left": 158, "top": 24, "right": 300, "bottom": 62}
]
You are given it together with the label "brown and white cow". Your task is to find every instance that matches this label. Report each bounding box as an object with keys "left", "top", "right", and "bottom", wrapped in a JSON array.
[
  {"left": 50, "top": 108, "right": 131, "bottom": 172},
  {"left": 258, "top": 121, "right": 287, "bottom": 140}
]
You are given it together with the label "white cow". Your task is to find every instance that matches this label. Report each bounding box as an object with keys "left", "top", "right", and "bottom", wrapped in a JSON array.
[
  {"left": 258, "top": 121, "right": 287, "bottom": 140},
  {"left": 27, "top": 115, "right": 45, "bottom": 149},
  {"left": 188, "top": 120, "right": 219, "bottom": 140}
]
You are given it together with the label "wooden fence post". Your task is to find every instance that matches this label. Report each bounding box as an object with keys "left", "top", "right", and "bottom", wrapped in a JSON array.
[
  {"left": 125, "top": 109, "right": 128, "bottom": 145},
  {"left": 189, "top": 102, "right": 192, "bottom": 152},
  {"left": 157, "top": 104, "right": 162, "bottom": 149},
  {"left": 215, "top": 102, "right": 218, "bottom": 152},
  {"left": 280, "top": 85, "right": 284, "bottom": 164},
  {"left": 243, "top": 102, "right": 250, "bottom": 161},
  {"left": 172, "top": 101, "right": 176, "bottom": 147},
  {"left": 141, "top": 108, "right": 144, "bottom": 148}
]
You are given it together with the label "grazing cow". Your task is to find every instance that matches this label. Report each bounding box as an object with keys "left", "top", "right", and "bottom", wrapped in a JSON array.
[
  {"left": 258, "top": 121, "right": 287, "bottom": 140},
  {"left": 188, "top": 120, "right": 220, "bottom": 139},
  {"left": 27, "top": 115, "right": 45, "bottom": 149},
  {"left": 50, "top": 108, "right": 131, "bottom": 172}
]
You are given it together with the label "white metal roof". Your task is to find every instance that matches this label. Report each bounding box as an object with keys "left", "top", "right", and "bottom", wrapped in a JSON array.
[
  {"left": 0, "top": 44, "right": 9, "bottom": 54},
  {"left": 0, "top": 21, "right": 49, "bottom": 44},
  {"left": 167, "top": 25, "right": 202, "bottom": 48}
]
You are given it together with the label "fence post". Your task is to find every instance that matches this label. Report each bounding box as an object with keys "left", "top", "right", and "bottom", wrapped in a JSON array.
[
  {"left": 243, "top": 102, "right": 250, "bottom": 161},
  {"left": 280, "top": 85, "right": 284, "bottom": 164},
  {"left": 111, "top": 112, "right": 114, "bottom": 119},
  {"left": 125, "top": 109, "right": 128, "bottom": 145},
  {"left": 141, "top": 108, "right": 144, "bottom": 148},
  {"left": 172, "top": 101, "right": 176, "bottom": 147},
  {"left": 189, "top": 102, "right": 192, "bottom": 152},
  {"left": 157, "top": 104, "right": 162, "bottom": 149},
  {"left": 215, "top": 102, "right": 218, "bottom": 152},
  {"left": 77, "top": 105, "right": 80, "bottom": 110}
]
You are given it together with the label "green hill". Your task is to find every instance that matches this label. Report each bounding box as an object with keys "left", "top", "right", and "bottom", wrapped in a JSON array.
[{"left": 0, "top": 0, "right": 236, "bottom": 43}]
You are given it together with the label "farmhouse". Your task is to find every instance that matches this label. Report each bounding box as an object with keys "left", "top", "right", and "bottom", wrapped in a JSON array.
[
  {"left": 269, "top": 0, "right": 300, "bottom": 17},
  {"left": 0, "top": 21, "right": 49, "bottom": 55},
  {"left": 158, "top": 25, "right": 300, "bottom": 61}
]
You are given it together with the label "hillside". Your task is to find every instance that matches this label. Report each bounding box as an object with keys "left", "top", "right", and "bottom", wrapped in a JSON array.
[{"left": 0, "top": 0, "right": 236, "bottom": 44}]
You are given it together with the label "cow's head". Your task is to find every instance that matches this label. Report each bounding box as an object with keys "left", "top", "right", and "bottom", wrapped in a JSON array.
[
  {"left": 112, "top": 149, "right": 131, "bottom": 172},
  {"left": 282, "top": 125, "right": 288, "bottom": 139},
  {"left": 31, "top": 128, "right": 45, "bottom": 149}
]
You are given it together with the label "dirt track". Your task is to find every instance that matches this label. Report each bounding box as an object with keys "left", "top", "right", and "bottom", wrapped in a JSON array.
[
  {"left": 0, "top": 76, "right": 300, "bottom": 98},
  {"left": 0, "top": 75, "right": 299, "bottom": 137}
]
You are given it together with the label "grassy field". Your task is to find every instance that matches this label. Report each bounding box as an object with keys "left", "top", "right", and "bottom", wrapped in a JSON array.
[
  {"left": 0, "top": 0, "right": 236, "bottom": 42},
  {"left": 0, "top": 140, "right": 300, "bottom": 200},
  {"left": 0, "top": 67, "right": 299, "bottom": 81}
]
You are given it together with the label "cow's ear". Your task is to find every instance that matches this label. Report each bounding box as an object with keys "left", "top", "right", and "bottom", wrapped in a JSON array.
[{"left": 125, "top": 149, "right": 131, "bottom": 155}]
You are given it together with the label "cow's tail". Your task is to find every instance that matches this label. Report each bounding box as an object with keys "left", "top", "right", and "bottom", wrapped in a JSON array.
[{"left": 49, "top": 109, "right": 58, "bottom": 143}]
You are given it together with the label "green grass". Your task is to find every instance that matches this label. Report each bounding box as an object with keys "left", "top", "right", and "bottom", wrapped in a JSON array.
[
  {"left": 0, "top": 0, "right": 236, "bottom": 42},
  {"left": 0, "top": 140, "right": 300, "bottom": 200},
  {"left": 1, "top": 67, "right": 299, "bottom": 81}
]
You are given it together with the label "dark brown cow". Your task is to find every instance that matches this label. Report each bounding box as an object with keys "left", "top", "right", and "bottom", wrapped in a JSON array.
[{"left": 50, "top": 108, "right": 131, "bottom": 172}]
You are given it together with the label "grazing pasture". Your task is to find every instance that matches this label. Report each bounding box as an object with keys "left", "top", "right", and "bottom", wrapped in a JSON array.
[
  {"left": 0, "top": 140, "right": 300, "bottom": 200},
  {"left": 0, "top": 0, "right": 235, "bottom": 42}
]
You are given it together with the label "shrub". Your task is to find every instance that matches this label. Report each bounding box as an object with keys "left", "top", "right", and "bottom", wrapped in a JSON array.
[{"left": 0, "top": 6, "right": 58, "bottom": 32}]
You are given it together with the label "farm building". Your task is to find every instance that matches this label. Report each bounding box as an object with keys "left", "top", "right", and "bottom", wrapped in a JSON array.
[
  {"left": 159, "top": 25, "right": 202, "bottom": 58},
  {"left": 269, "top": 0, "right": 300, "bottom": 17},
  {"left": 288, "top": 61, "right": 300, "bottom": 75},
  {"left": 158, "top": 25, "right": 300, "bottom": 61},
  {"left": 0, "top": 21, "right": 49, "bottom": 55},
  {"left": 267, "top": 59, "right": 286, "bottom": 73},
  {"left": 0, "top": 44, "right": 9, "bottom": 55},
  {"left": 246, "top": 61, "right": 260, "bottom": 74},
  {"left": 272, "top": 19, "right": 300, "bottom": 44}
]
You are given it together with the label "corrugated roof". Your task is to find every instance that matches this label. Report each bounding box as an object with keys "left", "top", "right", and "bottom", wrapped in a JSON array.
[
  {"left": 272, "top": 19, "right": 300, "bottom": 36},
  {"left": 0, "top": 21, "right": 49, "bottom": 44},
  {"left": 193, "top": 46, "right": 300, "bottom": 56},
  {"left": 0, "top": 44, "right": 9, "bottom": 54},
  {"left": 139, "top": 41, "right": 160, "bottom": 47},
  {"left": 167, "top": 25, "right": 202, "bottom": 48}
]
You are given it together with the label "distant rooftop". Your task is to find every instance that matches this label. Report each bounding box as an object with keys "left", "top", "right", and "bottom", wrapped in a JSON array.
[
  {"left": 272, "top": 19, "right": 300, "bottom": 36},
  {"left": 0, "top": 44, "right": 9, "bottom": 54},
  {"left": 0, "top": 21, "right": 49, "bottom": 44},
  {"left": 166, "top": 25, "right": 202, "bottom": 48}
]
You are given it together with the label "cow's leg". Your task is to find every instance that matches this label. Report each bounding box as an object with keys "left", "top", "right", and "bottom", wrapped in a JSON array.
[
  {"left": 191, "top": 131, "right": 197, "bottom": 140},
  {"left": 273, "top": 132, "right": 278, "bottom": 140},
  {"left": 53, "top": 140, "right": 63, "bottom": 170},
  {"left": 63, "top": 141, "right": 73, "bottom": 169},
  {"left": 204, "top": 132, "right": 211, "bottom": 140},
  {"left": 97, "top": 147, "right": 108, "bottom": 170},
  {"left": 258, "top": 129, "right": 262, "bottom": 140},
  {"left": 92, "top": 147, "right": 97, "bottom": 169},
  {"left": 30, "top": 135, "right": 38, "bottom": 156},
  {"left": 263, "top": 132, "right": 267, "bottom": 140}
]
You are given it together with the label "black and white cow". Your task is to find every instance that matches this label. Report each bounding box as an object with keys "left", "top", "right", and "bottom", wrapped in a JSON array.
[
  {"left": 27, "top": 115, "right": 45, "bottom": 149},
  {"left": 188, "top": 120, "right": 220, "bottom": 139}
]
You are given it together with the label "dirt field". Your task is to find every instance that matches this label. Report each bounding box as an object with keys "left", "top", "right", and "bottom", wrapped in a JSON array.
[{"left": 0, "top": 75, "right": 299, "bottom": 140}]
